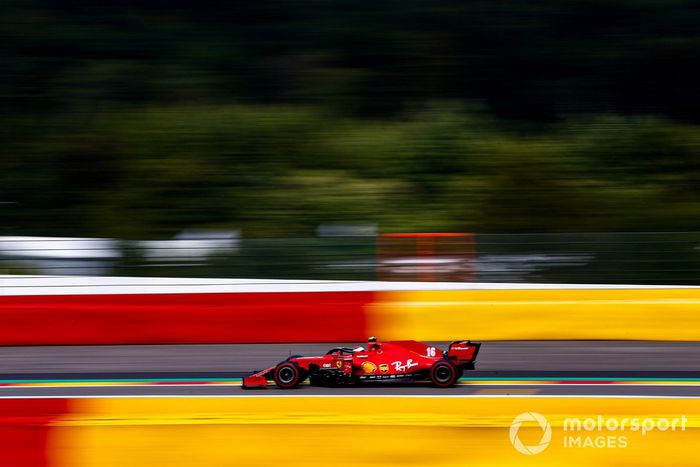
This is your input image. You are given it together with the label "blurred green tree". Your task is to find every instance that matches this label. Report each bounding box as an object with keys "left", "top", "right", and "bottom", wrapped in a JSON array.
[{"left": 1, "top": 0, "right": 699, "bottom": 236}]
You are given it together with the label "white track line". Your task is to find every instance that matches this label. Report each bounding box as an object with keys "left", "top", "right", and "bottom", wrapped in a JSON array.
[
  {"left": 3, "top": 383, "right": 700, "bottom": 389},
  {"left": 1, "top": 394, "right": 700, "bottom": 399},
  {"left": 0, "top": 394, "right": 698, "bottom": 399}
]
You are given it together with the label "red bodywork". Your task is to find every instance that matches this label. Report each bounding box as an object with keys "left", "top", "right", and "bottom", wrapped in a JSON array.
[{"left": 242, "top": 339, "right": 480, "bottom": 388}]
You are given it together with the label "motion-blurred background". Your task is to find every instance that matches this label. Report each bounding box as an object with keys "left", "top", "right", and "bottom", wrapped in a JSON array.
[{"left": 1, "top": 0, "right": 699, "bottom": 284}]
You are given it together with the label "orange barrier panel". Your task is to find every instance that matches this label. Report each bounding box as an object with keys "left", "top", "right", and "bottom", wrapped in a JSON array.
[
  {"left": 368, "top": 288, "right": 700, "bottom": 341},
  {"left": 47, "top": 396, "right": 700, "bottom": 467}
]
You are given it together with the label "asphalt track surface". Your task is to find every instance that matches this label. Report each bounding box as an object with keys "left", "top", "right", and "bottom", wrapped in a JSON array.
[{"left": 3, "top": 341, "right": 700, "bottom": 397}]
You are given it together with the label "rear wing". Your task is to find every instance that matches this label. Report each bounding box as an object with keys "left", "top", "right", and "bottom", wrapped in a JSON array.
[{"left": 447, "top": 340, "right": 481, "bottom": 365}]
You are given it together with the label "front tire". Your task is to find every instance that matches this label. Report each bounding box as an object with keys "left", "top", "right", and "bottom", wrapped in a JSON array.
[
  {"left": 429, "top": 360, "right": 458, "bottom": 388},
  {"left": 273, "top": 362, "right": 302, "bottom": 389}
]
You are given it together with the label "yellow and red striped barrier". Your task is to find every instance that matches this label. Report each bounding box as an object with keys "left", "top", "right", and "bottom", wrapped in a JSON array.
[
  {"left": 4, "top": 396, "right": 700, "bottom": 466},
  {"left": 2, "top": 276, "right": 699, "bottom": 343}
]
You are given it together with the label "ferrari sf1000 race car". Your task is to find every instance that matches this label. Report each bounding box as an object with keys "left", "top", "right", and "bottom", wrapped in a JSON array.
[{"left": 242, "top": 337, "right": 480, "bottom": 389}]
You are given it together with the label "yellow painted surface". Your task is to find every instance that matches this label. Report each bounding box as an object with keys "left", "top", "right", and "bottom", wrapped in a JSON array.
[
  {"left": 50, "top": 396, "right": 700, "bottom": 467},
  {"left": 368, "top": 289, "right": 700, "bottom": 340}
]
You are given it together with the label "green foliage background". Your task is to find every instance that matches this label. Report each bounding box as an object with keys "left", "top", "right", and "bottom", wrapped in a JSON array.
[{"left": 1, "top": 1, "right": 699, "bottom": 237}]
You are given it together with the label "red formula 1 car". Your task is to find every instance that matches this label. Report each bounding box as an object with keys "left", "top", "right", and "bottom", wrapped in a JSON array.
[{"left": 242, "top": 337, "right": 480, "bottom": 389}]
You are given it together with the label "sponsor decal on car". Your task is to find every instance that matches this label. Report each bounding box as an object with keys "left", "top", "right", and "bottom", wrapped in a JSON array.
[
  {"left": 323, "top": 363, "right": 332, "bottom": 368},
  {"left": 358, "top": 373, "right": 415, "bottom": 380},
  {"left": 379, "top": 364, "right": 389, "bottom": 373},
  {"left": 392, "top": 359, "right": 419, "bottom": 372},
  {"left": 361, "top": 361, "right": 377, "bottom": 374},
  {"left": 336, "top": 360, "right": 343, "bottom": 369}
]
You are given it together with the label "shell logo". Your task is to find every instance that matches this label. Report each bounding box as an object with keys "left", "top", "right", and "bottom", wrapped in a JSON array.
[{"left": 361, "top": 362, "right": 377, "bottom": 374}]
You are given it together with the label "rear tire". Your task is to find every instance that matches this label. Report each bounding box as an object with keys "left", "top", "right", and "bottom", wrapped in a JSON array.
[
  {"left": 273, "top": 362, "right": 301, "bottom": 389},
  {"left": 429, "top": 360, "right": 458, "bottom": 388}
]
